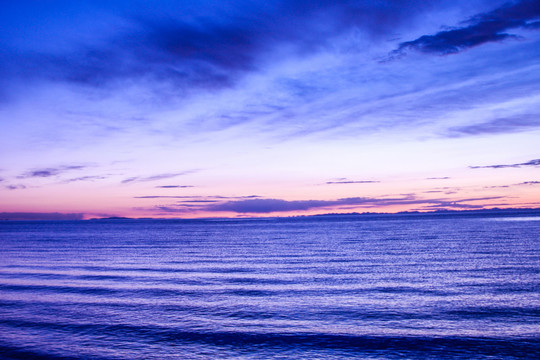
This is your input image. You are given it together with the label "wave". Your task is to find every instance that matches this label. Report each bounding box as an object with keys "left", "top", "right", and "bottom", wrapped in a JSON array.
[{"left": 0, "top": 319, "right": 538, "bottom": 359}]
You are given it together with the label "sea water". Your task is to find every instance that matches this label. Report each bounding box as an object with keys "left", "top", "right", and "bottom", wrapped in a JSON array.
[{"left": 0, "top": 215, "right": 538, "bottom": 359}]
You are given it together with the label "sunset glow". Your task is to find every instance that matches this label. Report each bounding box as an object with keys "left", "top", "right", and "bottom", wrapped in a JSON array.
[{"left": 1, "top": 0, "right": 540, "bottom": 219}]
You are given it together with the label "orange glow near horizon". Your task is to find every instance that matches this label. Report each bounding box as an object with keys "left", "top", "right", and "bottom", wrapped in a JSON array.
[
  {"left": 1, "top": 0, "right": 540, "bottom": 221},
  {"left": 2, "top": 169, "right": 540, "bottom": 220}
]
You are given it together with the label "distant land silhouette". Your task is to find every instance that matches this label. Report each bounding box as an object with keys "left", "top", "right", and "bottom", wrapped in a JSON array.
[
  {"left": 2, "top": 208, "right": 540, "bottom": 221},
  {"left": 90, "top": 207, "right": 540, "bottom": 221}
]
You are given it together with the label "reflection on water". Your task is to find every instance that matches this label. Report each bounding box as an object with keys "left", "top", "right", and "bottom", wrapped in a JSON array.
[{"left": 489, "top": 216, "right": 540, "bottom": 221}]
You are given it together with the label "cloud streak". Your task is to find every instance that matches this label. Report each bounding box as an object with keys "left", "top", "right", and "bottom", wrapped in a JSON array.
[
  {"left": 17, "top": 165, "right": 87, "bottom": 179},
  {"left": 122, "top": 171, "right": 195, "bottom": 184},
  {"left": 447, "top": 114, "right": 540, "bottom": 136},
  {"left": 5, "top": 185, "right": 27, "bottom": 190},
  {"left": 61, "top": 175, "right": 107, "bottom": 184},
  {"left": 393, "top": 0, "right": 540, "bottom": 56},
  {"left": 134, "top": 196, "right": 195, "bottom": 199},
  {"left": 325, "top": 180, "right": 379, "bottom": 185},
  {"left": 470, "top": 159, "right": 540, "bottom": 169},
  {"left": 134, "top": 195, "right": 260, "bottom": 199}
]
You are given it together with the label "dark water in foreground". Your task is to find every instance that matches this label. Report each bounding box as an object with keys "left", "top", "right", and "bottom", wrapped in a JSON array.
[{"left": 0, "top": 215, "right": 538, "bottom": 359}]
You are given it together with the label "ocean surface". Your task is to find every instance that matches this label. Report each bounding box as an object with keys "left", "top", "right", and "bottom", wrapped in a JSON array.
[{"left": 0, "top": 215, "right": 538, "bottom": 359}]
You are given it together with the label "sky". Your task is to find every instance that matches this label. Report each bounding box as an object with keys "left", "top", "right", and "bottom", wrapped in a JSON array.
[{"left": 1, "top": 0, "right": 540, "bottom": 220}]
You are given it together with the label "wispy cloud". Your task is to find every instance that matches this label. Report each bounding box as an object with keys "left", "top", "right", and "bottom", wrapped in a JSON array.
[
  {"left": 5, "top": 184, "right": 27, "bottom": 190},
  {"left": 121, "top": 171, "right": 195, "bottom": 184},
  {"left": 212, "top": 195, "right": 260, "bottom": 199},
  {"left": 0, "top": 212, "right": 84, "bottom": 221},
  {"left": 155, "top": 185, "right": 194, "bottom": 189},
  {"left": 134, "top": 195, "right": 260, "bottom": 199},
  {"left": 517, "top": 181, "right": 540, "bottom": 185},
  {"left": 447, "top": 114, "right": 540, "bottom": 136},
  {"left": 325, "top": 180, "right": 379, "bottom": 185},
  {"left": 61, "top": 175, "right": 107, "bottom": 184},
  {"left": 485, "top": 180, "right": 540, "bottom": 188},
  {"left": 134, "top": 195, "right": 194, "bottom": 199},
  {"left": 17, "top": 165, "right": 87, "bottom": 179},
  {"left": 470, "top": 158, "right": 540, "bottom": 169},
  {"left": 426, "top": 177, "right": 450, "bottom": 180},
  {"left": 420, "top": 198, "right": 503, "bottom": 210},
  {"left": 393, "top": 0, "right": 540, "bottom": 56},
  {"left": 147, "top": 206, "right": 196, "bottom": 213}
]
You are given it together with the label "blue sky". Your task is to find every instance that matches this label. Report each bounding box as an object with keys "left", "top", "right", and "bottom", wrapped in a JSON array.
[{"left": 1, "top": 0, "right": 540, "bottom": 219}]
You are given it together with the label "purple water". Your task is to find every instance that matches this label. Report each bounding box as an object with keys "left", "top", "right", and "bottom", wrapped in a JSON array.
[{"left": 0, "top": 215, "right": 538, "bottom": 359}]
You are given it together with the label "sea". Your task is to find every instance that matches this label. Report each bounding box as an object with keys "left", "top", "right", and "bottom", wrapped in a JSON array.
[{"left": 0, "top": 214, "right": 538, "bottom": 359}]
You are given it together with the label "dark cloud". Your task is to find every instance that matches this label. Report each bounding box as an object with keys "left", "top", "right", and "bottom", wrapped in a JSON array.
[
  {"left": 155, "top": 185, "right": 194, "bottom": 188},
  {"left": 1, "top": 1, "right": 438, "bottom": 93},
  {"left": 0, "top": 212, "right": 84, "bottom": 221},
  {"left": 470, "top": 159, "right": 540, "bottom": 169},
  {"left": 6, "top": 184, "right": 26, "bottom": 190},
  {"left": 393, "top": 0, "right": 540, "bottom": 56},
  {"left": 517, "top": 181, "right": 540, "bottom": 185},
  {"left": 141, "top": 194, "right": 505, "bottom": 215},
  {"left": 447, "top": 114, "right": 540, "bottom": 136},
  {"left": 24, "top": 169, "right": 60, "bottom": 178},
  {"left": 122, "top": 171, "right": 194, "bottom": 184},
  {"left": 197, "top": 195, "right": 502, "bottom": 213},
  {"left": 18, "top": 165, "right": 86, "bottom": 179}
]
